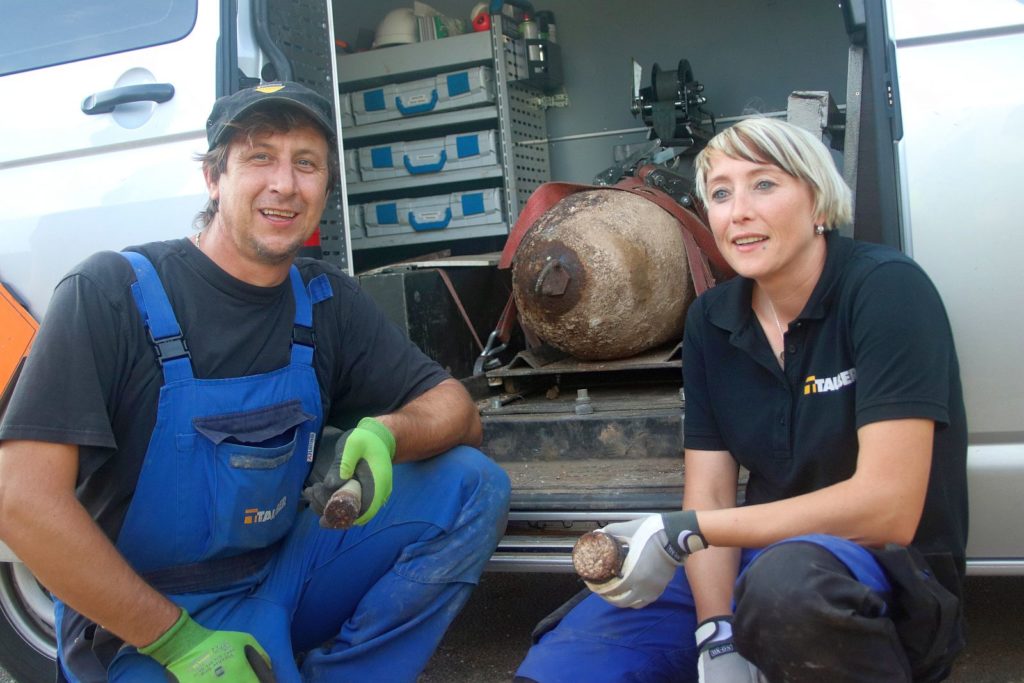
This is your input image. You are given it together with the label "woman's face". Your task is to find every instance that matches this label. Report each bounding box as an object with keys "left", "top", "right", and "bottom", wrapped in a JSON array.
[{"left": 703, "top": 151, "right": 824, "bottom": 286}]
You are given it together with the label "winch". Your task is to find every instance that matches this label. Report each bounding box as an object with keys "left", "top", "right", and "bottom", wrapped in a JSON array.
[{"left": 631, "top": 58, "right": 714, "bottom": 150}]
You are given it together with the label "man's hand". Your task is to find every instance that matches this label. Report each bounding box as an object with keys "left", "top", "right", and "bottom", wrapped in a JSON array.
[
  {"left": 302, "top": 417, "right": 396, "bottom": 526},
  {"left": 585, "top": 511, "right": 707, "bottom": 608},
  {"left": 696, "top": 616, "right": 765, "bottom": 683},
  {"left": 139, "top": 609, "right": 275, "bottom": 682}
]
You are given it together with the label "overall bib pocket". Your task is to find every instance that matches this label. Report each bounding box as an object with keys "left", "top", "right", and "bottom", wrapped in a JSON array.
[{"left": 193, "top": 399, "right": 315, "bottom": 558}]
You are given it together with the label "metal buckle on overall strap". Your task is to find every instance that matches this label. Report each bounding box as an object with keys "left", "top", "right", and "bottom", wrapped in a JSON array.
[
  {"left": 147, "top": 328, "right": 191, "bottom": 363},
  {"left": 291, "top": 324, "right": 316, "bottom": 349}
]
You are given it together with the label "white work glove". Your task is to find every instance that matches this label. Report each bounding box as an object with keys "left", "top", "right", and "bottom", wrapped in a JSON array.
[
  {"left": 586, "top": 510, "right": 707, "bottom": 609},
  {"left": 696, "top": 616, "right": 766, "bottom": 683}
]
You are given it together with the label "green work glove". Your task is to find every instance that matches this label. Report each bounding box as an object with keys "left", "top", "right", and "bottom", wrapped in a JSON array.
[
  {"left": 338, "top": 417, "right": 395, "bottom": 524},
  {"left": 302, "top": 417, "right": 395, "bottom": 527},
  {"left": 139, "top": 609, "right": 275, "bottom": 682}
]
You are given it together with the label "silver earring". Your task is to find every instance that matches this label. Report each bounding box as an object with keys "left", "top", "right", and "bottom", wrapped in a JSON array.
[{"left": 815, "top": 225, "right": 826, "bottom": 236}]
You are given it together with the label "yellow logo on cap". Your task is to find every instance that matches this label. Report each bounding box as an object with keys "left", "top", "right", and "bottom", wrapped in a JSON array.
[{"left": 256, "top": 85, "right": 285, "bottom": 94}]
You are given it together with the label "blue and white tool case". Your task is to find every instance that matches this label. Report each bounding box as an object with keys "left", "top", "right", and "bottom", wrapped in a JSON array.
[
  {"left": 344, "top": 148, "right": 359, "bottom": 179},
  {"left": 347, "top": 203, "right": 365, "bottom": 238},
  {"left": 358, "top": 130, "right": 498, "bottom": 182},
  {"left": 362, "top": 188, "right": 503, "bottom": 236},
  {"left": 339, "top": 92, "right": 355, "bottom": 128},
  {"left": 352, "top": 66, "right": 495, "bottom": 126}
]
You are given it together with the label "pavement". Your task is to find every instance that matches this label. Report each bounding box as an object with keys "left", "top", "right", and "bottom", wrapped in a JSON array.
[{"left": 2, "top": 574, "right": 1019, "bottom": 682}]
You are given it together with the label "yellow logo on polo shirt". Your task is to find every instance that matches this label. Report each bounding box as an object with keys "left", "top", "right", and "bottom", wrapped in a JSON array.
[
  {"left": 244, "top": 496, "right": 287, "bottom": 524},
  {"left": 804, "top": 368, "right": 857, "bottom": 395}
]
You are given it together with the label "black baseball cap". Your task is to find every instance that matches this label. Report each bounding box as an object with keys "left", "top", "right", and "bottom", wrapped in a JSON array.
[{"left": 205, "top": 81, "right": 337, "bottom": 150}]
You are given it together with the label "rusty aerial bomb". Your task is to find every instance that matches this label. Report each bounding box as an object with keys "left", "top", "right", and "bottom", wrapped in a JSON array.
[{"left": 512, "top": 190, "right": 695, "bottom": 361}]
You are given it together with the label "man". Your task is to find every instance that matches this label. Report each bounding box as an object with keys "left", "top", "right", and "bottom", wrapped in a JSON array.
[{"left": 0, "top": 81, "right": 510, "bottom": 682}]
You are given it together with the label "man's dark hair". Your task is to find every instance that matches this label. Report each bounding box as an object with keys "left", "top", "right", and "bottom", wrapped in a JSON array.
[{"left": 194, "top": 107, "right": 339, "bottom": 229}]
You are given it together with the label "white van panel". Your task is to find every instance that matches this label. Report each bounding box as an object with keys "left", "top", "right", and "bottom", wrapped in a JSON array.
[
  {"left": 890, "top": 0, "right": 1024, "bottom": 40},
  {"left": 893, "top": 21, "right": 1024, "bottom": 438},
  {"left": 0, "top": 3, "right": 220, "bottom": 319},
  {"left": 0, "top": 8, "right": 218, "bottom": 165},
  {"left": 0, "top": 140, "right": 207, "bottom": 319}
]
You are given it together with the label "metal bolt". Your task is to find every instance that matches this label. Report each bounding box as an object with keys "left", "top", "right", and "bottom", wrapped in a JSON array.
[
  {"left": 574, "top": 388, "right": 594, "bottom": 415},
  {"left": 489, "top": 397, "right": 503, "bottom": 411}
]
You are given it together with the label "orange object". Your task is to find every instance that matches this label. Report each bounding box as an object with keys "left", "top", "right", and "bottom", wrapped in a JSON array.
[{"left": 0, "top": 283, "right": 38, "bottom": 399}]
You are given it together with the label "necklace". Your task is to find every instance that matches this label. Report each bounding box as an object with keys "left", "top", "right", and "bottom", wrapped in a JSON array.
[{"left": 765, "top": 297, "right": 786, "bottom": 366}]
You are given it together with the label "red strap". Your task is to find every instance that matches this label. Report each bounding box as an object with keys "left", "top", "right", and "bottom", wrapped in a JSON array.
[
  {"left": 494, "top": 294, "right": 518, "bottom": 344},
  {"left": 499, "top": 182, "right": 595, "bottom": 269},
  {"left": 430, "top": 268, "right": 484, "bottom": 351},
  {"left": 618, "top": 169, "right": 735, "bottom": 279},
  {"left": 498, "top": 176, "right": 734, "bottom": 296}
]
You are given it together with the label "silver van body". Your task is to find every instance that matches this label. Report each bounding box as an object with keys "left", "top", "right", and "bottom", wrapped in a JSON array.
[{"left": 0, "top": 0, "right": 1020, "bottom": 678}]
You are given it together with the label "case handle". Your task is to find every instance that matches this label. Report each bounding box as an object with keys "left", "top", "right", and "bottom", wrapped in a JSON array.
[
  {"left": 409, "top": 208, "right": 453, "bottom": 231},
  {"left": 395, "top": 89, "right": 439, "bottom": 115},
  {"left": 403, "top": 149, "right": 447, "bottom": 174}
]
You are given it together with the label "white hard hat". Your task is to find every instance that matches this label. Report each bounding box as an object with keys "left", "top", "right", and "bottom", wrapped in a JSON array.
[
  {"left": 470, "top": 2, "right": 489, "bottom": 21},
  {"left": 373, "top": 8, "right": 419, "bottom": 48}
]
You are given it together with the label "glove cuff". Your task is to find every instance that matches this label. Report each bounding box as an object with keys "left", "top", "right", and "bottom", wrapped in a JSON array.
[
  {"left": 695, "top": 615, "right": 734, "bottom": 649},
  {"left": 357, "top": 417, "right": 396, "bottom": 460},
  {"left": 662, "top": 509, "right": 708, "bottom": 558},
  {"left": 138, "top": 608, "right": 204, "bottom": 664}
]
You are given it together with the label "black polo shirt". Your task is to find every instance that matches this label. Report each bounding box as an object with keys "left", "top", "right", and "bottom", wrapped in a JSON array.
[{"left": 682, "top": 232, "right": 968, "bottom": 569}]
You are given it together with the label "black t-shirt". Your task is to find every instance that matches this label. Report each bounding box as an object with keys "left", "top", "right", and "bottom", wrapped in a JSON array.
[
  {"left": 0, "top": 238, "right": 448, "bottom": 541},
  {"left": 682, "top": 233, "right": 968, "bottom": 569}
]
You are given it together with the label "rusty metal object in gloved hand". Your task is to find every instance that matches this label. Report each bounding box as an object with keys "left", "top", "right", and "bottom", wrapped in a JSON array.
[
  {"left": 303, "top": 457, "right": 375, "bottom": 528},
  {"left": 322, "top": 478, "right": 362, "bottom": 529},
  {"left": 582, "top": 511, "right": 707, "bottom": 608},
  {"left": 572, "top": 530, "right": 626, "bottom": 583}
]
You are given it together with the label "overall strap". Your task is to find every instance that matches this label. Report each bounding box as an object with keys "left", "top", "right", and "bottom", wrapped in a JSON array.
[
  {"left": 121, "top": 251, "right": 194, "bottom": 383},
  {"left": 289, "top": 268, "right": 332, "bottom": 366}
]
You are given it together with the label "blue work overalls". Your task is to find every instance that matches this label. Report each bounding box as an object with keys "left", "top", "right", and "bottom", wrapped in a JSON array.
[
  {"left": 515, "top": 535, "right": 893, "bottom": 683},
  {"left": 56, "top": 252, "right": 510, "bottom": 682}
]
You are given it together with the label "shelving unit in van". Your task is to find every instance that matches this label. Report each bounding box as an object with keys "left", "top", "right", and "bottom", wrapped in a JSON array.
[{"left": 337, "top": 16, "right": 551, "bottom": 254}]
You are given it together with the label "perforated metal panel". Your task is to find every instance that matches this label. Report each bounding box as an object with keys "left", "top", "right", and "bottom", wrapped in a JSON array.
[
  {"left": 267, "top": 0, "right": 348, "bottom": 271},
  {"left": 491, "top": 16, "right": 550, "bottom": 228},
  {"left": 508, "top": 86, "right": 550, "bottom": 217}
]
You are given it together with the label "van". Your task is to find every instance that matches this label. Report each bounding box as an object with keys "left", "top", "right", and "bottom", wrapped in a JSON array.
[{"left": 1, "top": 0, "right": 1021, "bottom": 678}]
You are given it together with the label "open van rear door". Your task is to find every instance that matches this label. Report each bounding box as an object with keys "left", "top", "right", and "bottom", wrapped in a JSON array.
[{"left": 885, "top": 0, "right": 1024, "bottom": 571}]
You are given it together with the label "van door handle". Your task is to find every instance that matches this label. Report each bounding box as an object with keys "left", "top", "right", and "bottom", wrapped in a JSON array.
[{"left": 81, "top": 83, "right": 175, "bottom": 115}]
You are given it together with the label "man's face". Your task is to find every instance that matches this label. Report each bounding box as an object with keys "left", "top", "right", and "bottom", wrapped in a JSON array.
[{"left": 207, "top": 124, "right": 329, "bottom": 269}]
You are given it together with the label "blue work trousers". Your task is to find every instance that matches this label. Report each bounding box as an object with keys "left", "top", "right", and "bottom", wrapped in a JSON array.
[
  {"left": 516, "top": 536, "right": 903, "bottom": 683},
  {"left": 107, "top": 446, "right": 510, "bottom": 682}
]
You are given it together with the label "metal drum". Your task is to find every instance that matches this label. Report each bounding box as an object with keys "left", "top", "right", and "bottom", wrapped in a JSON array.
[{"left": 512, "top": 189, "right": 694, "bottom": 360}]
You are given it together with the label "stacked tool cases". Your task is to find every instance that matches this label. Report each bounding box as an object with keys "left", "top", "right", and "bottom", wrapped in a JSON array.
[{"left": 337, "top": 18, "right": 551, "bottom": 255}]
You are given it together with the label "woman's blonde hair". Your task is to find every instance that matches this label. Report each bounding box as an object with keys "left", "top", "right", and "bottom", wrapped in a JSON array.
[{"left": 693, "top": 117, "right": 852, "bottom": 229}]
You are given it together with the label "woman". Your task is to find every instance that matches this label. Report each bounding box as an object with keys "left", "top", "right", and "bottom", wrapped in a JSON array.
[{"left": 515, "top": 118, "right": 967, "bottom": 683}]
